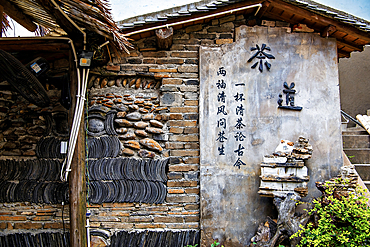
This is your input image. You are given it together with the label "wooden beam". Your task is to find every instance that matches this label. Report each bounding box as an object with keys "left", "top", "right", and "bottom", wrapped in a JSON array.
[
  {"left": 0, "top": 0, "right": 36, "bottom": 32},
  {"left": 338, "top": 49, "right": 351, "bottom": 58},
  {"left": 336, "top": 40, "right": 363, "bottom": 52},
  {"left": 270, "top": 0, "right": 370, "bottom": 43},
  {"left": 263, "top": 11, "right": 308, "bottom": 27},
  {"left": 0, "top": 43, "right": 71, "bottom": 52},
  {"left": 256, "top": 1, "right": 271, "bottom": 19},
  {"left": 0, "top": 38, "right": 72, "bottom": 52},
  {"left": 68, "top": 52, "right": 87, "bottom": 247}
]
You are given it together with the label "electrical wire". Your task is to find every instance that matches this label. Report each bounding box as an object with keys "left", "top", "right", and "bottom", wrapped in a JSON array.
[
  {"left": 61, "top": 42, "right": 110, "bottom": 182},
  {"left": 85, "top": 86, "right": 90, "bottom": 205},
  {"left": 61, "top": 67, "right": 89, "bottom": 181}
]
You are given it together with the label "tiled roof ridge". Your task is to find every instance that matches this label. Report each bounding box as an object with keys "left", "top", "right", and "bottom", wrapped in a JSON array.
[
  {"left": 117, "top": 0, "right": 370, "bottom": 32},
  {"left": 283, "top": 0, "right": 370, "bottom": 26},
  {"left": 117, "top": 0, "right": 242, "bottom": 25}
]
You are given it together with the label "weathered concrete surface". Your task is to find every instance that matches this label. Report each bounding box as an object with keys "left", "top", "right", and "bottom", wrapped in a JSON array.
[
  {"left": 199, "top": 26, "right": 343, "bottom": 246},
  {"left": 339, "top": 45, "right": 370, "bottom": 126}
]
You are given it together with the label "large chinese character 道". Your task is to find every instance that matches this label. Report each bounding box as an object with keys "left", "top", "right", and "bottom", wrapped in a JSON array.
[{"left": 277, "top": 82, "right": 303, "bottom": 111}]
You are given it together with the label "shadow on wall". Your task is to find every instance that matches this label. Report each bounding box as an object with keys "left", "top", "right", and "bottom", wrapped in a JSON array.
[{"left": 339, "top": 45, "right": 370, "bottom": 126}]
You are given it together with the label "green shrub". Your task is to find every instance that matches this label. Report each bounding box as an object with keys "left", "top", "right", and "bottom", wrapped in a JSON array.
[
  {"left": 291, "top": 178, "right": 370, "bottom": 247},
  {"left": 211, "top": 241, "right": 224, "bottom": 247},
  {"left": 185, "top": 241, "right": 223, "bottom": 247}
]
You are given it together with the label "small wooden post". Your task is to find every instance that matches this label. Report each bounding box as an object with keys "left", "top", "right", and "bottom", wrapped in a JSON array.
[
  {"left": 155, "top": 27, "right": 173, "bottom": 50},
  {"left": 320, "top": 25, "right": 336, "bottom": 38},
  {"left": 69, "top": 51, "right": 87, "bottom": 247},
  {"left": 0, "top": 5, "right": 4, "bottom": 37}
]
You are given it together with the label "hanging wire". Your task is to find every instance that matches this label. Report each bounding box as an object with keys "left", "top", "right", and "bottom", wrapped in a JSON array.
[
  {"left": 62, "top": 201, "right": 66, "bottom": 236},
  {"left": 85, "top": 79, "right": 90, "bottom": 206}
]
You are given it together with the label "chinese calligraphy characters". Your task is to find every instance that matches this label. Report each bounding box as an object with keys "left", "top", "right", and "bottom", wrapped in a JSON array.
[
  {"left": 247, "top": 44, "right": 275, "bottom": 73},
  {"left": 215, "top": 66, "right": 247, "bottom": 169},
  {"left": 277, "top": 82, "right": 303, "bottom": 111},
  {"left": 216, "top": 67, "right": 228, "bottom": 157}
]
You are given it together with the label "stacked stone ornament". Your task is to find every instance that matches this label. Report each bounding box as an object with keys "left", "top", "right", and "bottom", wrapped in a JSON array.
[{"left": 258, "top": 136, "right": 312, "bottom": 198}]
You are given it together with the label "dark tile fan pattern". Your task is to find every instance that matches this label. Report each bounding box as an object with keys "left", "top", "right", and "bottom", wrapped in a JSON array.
[
  {"left": 0, "top": 159, "right": 68, "bottom": 204},
  {"left": 109, "top": 230, "right": 199, "bottom": 247},
  {"left": 0, "top": 232, "right": 70, "bottom": 247},
  {"left": 88, "top": 158, "right": 168, "bottom": 204}
]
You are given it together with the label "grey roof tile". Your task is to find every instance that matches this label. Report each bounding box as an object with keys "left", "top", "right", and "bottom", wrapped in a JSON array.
[
  {"left": 188, "top": 8, "right": 200, "bottom": 13},
  {"left": 122, "top": 23, "right": 135, "bottom": 27},
  {"left": 206, "top": 3, "right": 218, "bottom": 9},
  {"left": 196, "top": 6, "right": 211, "bottom": 11},
  {"left": 118, "top": 0, "right": 370, "bottom": 34},
  {"left": 133, "top": 21, "right": 146, "bottom": 25},
  {"left": 145, "top": 18, "right": 158, "bottom": 23},
  {"left": 214, "top": 2, "right": 228, "bottom": 6},
  {"left": 178, "top": 10, "right": 191, "bottom": 14}
]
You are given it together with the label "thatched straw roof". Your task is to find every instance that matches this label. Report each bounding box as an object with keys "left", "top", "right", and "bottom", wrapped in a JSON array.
[{"left": 0, "top": 0, "right": 132, "bottom": 53}]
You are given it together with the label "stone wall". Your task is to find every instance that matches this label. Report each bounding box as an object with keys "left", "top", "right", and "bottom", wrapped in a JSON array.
[
  {"left": 85, "top": 79, "right": 200, "bottom": 232},
  {"left": 0, "top": 56, "right": 70, "bottom": 237},
  {"left": 0, "top": 203, "right": 69, "bottom": 231},
  {"left": 84, "top": 13, "right": 252, "bottom": 244}
]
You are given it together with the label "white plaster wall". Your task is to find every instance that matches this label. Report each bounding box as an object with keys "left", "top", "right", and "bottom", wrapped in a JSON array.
[{"left": 199, "top": 26, "right": 343, "bottom": 246}]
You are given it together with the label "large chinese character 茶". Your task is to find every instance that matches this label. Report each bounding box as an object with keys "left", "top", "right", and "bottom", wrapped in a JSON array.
[{"left": 247, "top": 44, "right": 275, "bottom": 73}]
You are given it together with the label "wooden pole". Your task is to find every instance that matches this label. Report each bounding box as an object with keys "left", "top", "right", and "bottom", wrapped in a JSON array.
[{"left": 69, "top": 50, "right": 87, "bottom": 247}]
